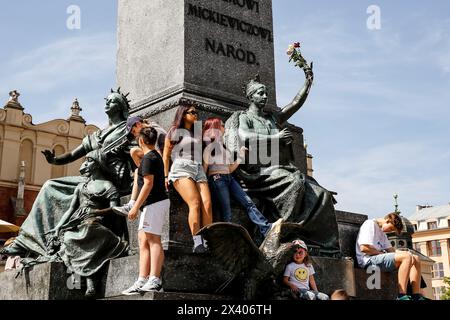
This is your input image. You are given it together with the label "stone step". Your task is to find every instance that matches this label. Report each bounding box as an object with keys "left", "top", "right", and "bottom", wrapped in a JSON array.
[
  {"left": 0, "top": 262, "right": 86, "bottom": 300},
  {"left": 104, "top": 291, "right": 233, "bottom": 300},
  {"left": 311, "top": 256, "right": 356, "bottom": 297},
  {"left": 104, "top": 252, "right": 235, "bottom": 298}
]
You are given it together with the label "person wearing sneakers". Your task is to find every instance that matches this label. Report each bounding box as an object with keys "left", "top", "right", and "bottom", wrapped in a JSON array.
[
  {"left": 283, "top": 239, "right": 329, "bottom": 300},
  {"left": 202, "top": 117, "right": 273, "bottom": 238},
  {"left": 113, "top": 116, "right": 166, "bottom": 216},
  {"left": 356, "top": 212, "right": 427, "bottom": 300},
  {"left": 121, "top": 127, "right": 169, "bottom": 295},
  {"left": 162, "top": 104, "right": 213, "bottom": 253}
]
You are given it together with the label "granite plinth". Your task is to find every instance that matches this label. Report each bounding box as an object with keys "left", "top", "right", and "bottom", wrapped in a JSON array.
[
  {"left": 104, "top": 252, "right": 235, "bottom": 298},
  {"left": 0, "top": 262, "right": 86, "bottom": 300},
  {"left": 354, "top": 268, "right": 398, "bottom": 300},
  {"left": 335, "top": 210, "right": 368, "bottom": 263},
  {"left": 117, "top": 0, "right": 276, "bottom": 111}
]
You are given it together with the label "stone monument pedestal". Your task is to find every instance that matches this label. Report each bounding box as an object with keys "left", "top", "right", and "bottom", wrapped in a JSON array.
[{"left": 0, "top": 196, "right": 398, "bottom": 300}]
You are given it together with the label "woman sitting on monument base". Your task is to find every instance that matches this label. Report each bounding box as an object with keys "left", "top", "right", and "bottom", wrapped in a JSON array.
[
  {"left": 224, "top": 64, "right": 340, "bottom": 256},
  {"left": 2, "top": 89, "right": 133, "bottom": 259}
]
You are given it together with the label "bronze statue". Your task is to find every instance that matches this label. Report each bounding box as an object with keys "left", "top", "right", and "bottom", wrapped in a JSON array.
[
  {"left": 2, "top": 89, "right": 133, "bottom": 260},
  {"left": 198, "top": 222, "right": 304, "bottom": 300},
  {"left": 224, "top": 63, "right": 340, "bottom": 256},
  {"left": 47, "top": 150, "right": 128, "bottom": 297}
]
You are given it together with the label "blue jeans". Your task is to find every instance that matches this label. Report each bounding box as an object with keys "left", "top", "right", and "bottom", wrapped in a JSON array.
[{"left": 208, "top": 174, "right": 271, "bottom": 236}]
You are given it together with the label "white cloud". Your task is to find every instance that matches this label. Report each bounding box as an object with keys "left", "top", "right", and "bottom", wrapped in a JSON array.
[
  {"left": 0, "top": 33, "right": 115, "bottom": 94},
  {"left": 0, "top": 33, "right": 116, "bottom": 127},
  {"left": 315, "top": 141, "right": 450, "bottom": 218}
]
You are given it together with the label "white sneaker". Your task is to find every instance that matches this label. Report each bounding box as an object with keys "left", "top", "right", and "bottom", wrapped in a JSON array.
[
  {"left": 112, "top": 203, "right": 133, "bottom": 217},
  {"left": 139, "top": 277, "right": 163, "bottom": 292},
  {"left": 121, "top": 279, "right": 146, "bottom": 295}
]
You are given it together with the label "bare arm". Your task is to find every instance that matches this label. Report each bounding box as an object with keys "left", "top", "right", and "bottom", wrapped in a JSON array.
[
  {"left": 228, "top": 147, "right": 246, "bottom": 173},
  {"left": 128, "top": 175, "right": 154, "bottom": 220},
  {"left": 309, "top": 275, "right": 318, "bottom": 292},
  {"left": 360, "top": 244, "right": 384, "bottom": 256},
  {"left": 283, "top": 276, "right": 299, "bottom": 292},
  {"left": 162, "top": 137, "right": 173, "bottom": 189},
  {"left": 278, "top": 63, "right": 314, "bottom": 125}
]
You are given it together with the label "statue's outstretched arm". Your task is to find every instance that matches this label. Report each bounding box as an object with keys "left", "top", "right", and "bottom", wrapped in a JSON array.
[
  {"left": 278, "top": 62, "right": 314, "bottom": 125},
  {"left": 42, "top": 144, "right": 87, "bottom": 165}
]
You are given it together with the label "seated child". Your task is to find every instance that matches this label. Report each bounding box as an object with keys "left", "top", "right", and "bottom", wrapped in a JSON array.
[{"left": 283, "top": 239, "right": 329, "bottom": 300}]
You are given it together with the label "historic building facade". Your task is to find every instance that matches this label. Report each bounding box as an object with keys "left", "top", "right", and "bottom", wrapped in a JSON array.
[
  {"left": 409, "top": 204, "right": 450, "bottom": 300},
  {"left": 0, "top": 91, "right": 98, "bottom": 228}
]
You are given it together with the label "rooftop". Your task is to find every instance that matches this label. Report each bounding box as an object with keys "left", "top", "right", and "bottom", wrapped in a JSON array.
[{"left": 408, "top": 204, "right": 450, "bottom": 222}]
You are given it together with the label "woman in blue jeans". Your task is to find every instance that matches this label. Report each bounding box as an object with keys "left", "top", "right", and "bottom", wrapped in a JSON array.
[{"left": 202, "top": 117, "right": 272, "bottom": 237}]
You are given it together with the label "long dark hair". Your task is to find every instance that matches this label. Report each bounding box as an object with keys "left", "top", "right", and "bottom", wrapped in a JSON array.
[{"left": 168, "top": 103, "right": 195, "bottom": 144}]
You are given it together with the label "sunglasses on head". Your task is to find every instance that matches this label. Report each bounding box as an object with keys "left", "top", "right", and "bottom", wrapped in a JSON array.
[{"left": 186, "top": 110, "right": 198, "bottom": 115}]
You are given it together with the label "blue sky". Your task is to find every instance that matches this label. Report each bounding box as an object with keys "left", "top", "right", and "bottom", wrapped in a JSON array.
[{"left": 1, "top": 1, "right": 449, "bottom": 219}]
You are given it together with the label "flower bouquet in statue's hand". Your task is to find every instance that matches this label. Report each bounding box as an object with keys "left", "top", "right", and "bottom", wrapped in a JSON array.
[{"left": 287, "top": 42, "right": 313, "bottom": 81}]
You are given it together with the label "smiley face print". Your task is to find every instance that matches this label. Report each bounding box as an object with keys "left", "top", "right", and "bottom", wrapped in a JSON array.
[{"left": 294, "top": 267, "right": 308, "bottom": 281}]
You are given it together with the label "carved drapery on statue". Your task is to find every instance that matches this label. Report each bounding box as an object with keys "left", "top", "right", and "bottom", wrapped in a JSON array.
[{"left": 3, "top": 90, "right": 133, "bottom": 263}]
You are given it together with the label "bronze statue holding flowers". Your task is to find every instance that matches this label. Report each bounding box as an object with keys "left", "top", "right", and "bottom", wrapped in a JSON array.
[{"left": 224, "top": 43, "right": 340, "bottom": 256}]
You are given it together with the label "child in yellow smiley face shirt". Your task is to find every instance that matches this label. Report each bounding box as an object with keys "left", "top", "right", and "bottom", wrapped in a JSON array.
[{"left": 283, "top": 239, "right": 329, "bottom": 300}]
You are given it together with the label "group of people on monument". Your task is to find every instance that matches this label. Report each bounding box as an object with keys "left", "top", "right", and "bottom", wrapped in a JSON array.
[{"left": 0, "top": 58, "right": 428, "bottom": 300}]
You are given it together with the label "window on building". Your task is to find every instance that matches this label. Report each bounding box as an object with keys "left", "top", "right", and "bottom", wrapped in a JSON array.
[
  {"left": 413, "top": 224, "right": 418, "bottom": 231},
  {"left": 448, "top": 219, "right": 450, "bottom": 228},
  {"left": 432, "top": 263, "right": 444, "bottom": 279},
  {"left": 427, "top": 240, "right": 442, "bottom": 256},
  {"left": 427, "top": 221, "right": 438, "bottom": 230},
  {"left": 433, "top": 287, "right": 445, "bottom": 300}
]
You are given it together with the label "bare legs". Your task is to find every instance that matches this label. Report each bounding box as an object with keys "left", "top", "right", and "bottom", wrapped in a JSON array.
[
  {"left": 147, "top": 233, "right": 164, "bottom": 278},
  {"left": 394, "top": 251, "right": 422, "bottom": 295},
  {"left": 138, "top": 230, "right": 150, "bottom": 278},
  {"left": 137, "top": 231, "right": 164, "bottom": 279},
  {"left": 197, "top": 181, "right": 213, "bottom": 227},
  {"left": 173, "top": 178, "right": 212, "bottom": 235},
  {"left": 129, "top": 147, "right": 144, "bottom": 202}
]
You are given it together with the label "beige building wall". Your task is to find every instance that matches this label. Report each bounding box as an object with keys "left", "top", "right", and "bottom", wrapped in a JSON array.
[
  {"left": 412, "top": 228, "right": 450, "bottom": 300},
  {"left": 0, "top": 95, "right": 99, "bottom": 225}
]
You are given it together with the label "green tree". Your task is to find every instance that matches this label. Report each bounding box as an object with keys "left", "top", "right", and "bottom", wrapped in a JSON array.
[{"left": 441, "top": 277, "right": 450, "bottom": 300}]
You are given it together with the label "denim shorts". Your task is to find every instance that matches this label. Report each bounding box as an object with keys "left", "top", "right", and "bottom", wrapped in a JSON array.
[
  {"left": 168, "top": 158, "right": 207, "bottom": 183},
  {"left": 365, "top": 252, "right": 396, "bottom": 272}
]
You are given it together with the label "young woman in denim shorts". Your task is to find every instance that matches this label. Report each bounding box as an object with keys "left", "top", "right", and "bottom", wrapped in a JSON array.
[
  {"left": 162, "top": 104, "right": 213, "bottom": 253},
  {"left": 202, "top": 117, "right": 272, "bottom": 238}
]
